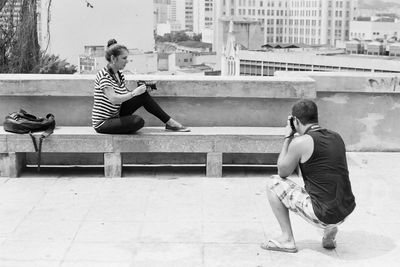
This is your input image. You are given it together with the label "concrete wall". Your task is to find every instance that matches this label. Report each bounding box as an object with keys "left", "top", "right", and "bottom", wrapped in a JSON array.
[
  {"left": 1, "top": 73, "right": 399, "bottom": 153},
  {"left": 276, "top": 71, "right": 400, "bottom": 151},
  {"left": 0, "top": 74, "right": 315, "bottom": 128}
]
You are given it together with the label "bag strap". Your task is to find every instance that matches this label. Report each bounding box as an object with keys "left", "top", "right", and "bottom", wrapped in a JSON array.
[
  {"left": 28, "top": 114, "right": 55, "bottom": 172},
  {"left": 41, "top": 114, "right": 55, "bottom": 138},
  {"left": 29, "top": 133, "right": 41, "bottom": 171}
]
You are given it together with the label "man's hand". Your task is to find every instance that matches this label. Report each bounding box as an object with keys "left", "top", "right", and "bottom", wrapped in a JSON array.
[{"left": 285, "top": 115, "right": 296, "bottom": 139}]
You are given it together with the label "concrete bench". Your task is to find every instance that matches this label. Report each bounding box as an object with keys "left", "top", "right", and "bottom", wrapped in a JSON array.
[{"left": 0, "top": 126, "right": 285, "bottom": 178}]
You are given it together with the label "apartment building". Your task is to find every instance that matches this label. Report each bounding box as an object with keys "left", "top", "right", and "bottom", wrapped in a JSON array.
[
  {"left": 350, "top": 17, "right": 400, "bottom": 41},
  {"left": 193, "top": 0, "right": 214, "bottom": 34},
  {"left": 164, "top": 0, "right": 215, "bottom": 34},
  {"left": 218, "top": 0, "right": 358, "bottom": 46},
  {"left": 154, "top": 0, "right": 172, "bottom": 25}
]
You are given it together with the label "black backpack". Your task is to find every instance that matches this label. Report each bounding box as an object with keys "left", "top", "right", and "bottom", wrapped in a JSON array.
[{"left": 3, "top": 109, "right": 56, "bottom": 171}]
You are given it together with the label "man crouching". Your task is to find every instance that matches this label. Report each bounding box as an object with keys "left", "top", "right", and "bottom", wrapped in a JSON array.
[{"left": 262, "top": 99, "right": 356, "bottom": 253}]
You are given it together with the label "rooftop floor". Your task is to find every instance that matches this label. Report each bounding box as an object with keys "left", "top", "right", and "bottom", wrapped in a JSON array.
[{"left": 0, "top": 152, "right": 399, "bottom": 267}]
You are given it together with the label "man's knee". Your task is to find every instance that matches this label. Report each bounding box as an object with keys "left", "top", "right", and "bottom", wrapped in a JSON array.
[
  {"left": 266, "top": 175, "right": 281, "bottom": 188},
  {"left": 266, "top": 175, "right": 280, "bottom": 196}
]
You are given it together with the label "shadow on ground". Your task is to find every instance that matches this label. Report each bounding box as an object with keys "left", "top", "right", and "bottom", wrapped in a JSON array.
[{"left": 298, "top": 230, "right": 395, "bottom": 260}]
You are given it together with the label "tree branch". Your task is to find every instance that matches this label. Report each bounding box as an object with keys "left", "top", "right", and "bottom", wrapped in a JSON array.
[{"left": 0, "top": 0, "right": 8, "bottom": 12}]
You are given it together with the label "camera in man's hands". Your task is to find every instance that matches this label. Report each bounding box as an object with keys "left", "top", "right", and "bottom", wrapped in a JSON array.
[
  {"left": 289, "top": 116, "right": 296, "bottom": 132},
  {"left": 137, "top": 80, "right": 157, "bottom": 90}
]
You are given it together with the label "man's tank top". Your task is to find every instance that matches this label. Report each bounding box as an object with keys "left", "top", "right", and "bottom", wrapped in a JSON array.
[{"left": 299, "top": 127, "right": 356, "bottom": 224}]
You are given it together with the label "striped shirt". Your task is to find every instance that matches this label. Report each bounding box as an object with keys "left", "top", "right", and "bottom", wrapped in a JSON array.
[{"left": 92, "top": 67, "right": 128, "bottom": 128}]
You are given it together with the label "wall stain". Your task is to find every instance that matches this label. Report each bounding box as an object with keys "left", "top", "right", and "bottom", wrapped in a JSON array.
[
  {"left": 321, "top": 94, "right": 349, "bottom": 104},
  {"left": 391, "top": 103, "right": 400, "bottom": 110},
  {"left": 367, "top": 77, "right": 399, "bottom": 92},
  {"left": 348, "top": 113, "right": 396, "bottom": 151}
]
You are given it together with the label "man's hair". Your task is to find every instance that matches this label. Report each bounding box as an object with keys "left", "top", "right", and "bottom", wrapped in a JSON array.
[{"left": 292, "top": 99, "right": 318, "bottom": 125}]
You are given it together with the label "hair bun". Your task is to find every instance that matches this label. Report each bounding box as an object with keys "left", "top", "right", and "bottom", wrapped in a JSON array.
[{"left": 107, "top": 39, "right": 117, "bottom": 48}]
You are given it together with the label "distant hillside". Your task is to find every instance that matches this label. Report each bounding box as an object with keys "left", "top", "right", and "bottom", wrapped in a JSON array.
[{"left": 359, "top": 0, "right": 400, "bottom": 9}]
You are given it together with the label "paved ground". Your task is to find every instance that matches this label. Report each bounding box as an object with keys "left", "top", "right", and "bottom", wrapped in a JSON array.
[{"left": 0, "top": 152, "right": 399, "bottom": 267}]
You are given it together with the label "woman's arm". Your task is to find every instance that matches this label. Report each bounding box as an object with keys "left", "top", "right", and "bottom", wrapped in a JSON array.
[{"left": 103, "top": 84, "right": 147, "bottom": 105}]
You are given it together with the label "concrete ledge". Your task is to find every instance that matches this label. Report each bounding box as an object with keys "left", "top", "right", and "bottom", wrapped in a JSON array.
[
  {"left": 0, "top": 74, "right": 316, "bottom": 99},
  {"left": 0, "top": 126, "right": 285, "bottom": 177},
  {"left": 275, "top": 71, "right": 400, "bottom": 93}
]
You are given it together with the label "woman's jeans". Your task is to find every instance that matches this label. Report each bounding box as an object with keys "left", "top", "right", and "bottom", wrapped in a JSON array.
[{"left": 96, "top": 92, "right": 170, "bottom": 134}]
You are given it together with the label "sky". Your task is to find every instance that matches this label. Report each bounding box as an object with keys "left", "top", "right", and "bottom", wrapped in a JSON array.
[{"left": 47, "top": 0, "right": 154, "bottom": 66}]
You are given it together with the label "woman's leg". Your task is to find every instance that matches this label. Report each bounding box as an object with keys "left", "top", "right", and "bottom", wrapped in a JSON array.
[
  {"left": 120, "top": 92, "right": 170, "bottom": 123},
  {"left": 95, "top": 115, "right": 144, "bottom": 134}
]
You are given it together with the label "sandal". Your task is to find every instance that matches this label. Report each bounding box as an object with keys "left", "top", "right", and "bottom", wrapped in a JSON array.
[{"left": 261, "top": 239, "right": 298, "bottom": 253}]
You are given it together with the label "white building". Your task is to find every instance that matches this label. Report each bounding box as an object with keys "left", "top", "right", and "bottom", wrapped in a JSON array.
[
  {"left": 171, "top": 0, "right": 186, "bottom": 30},
  {"left": 79, "top": 46, "right": 158, "bottom": 75},
  {"left": 350, "top": 18, "right": 400, "bottom": 41},
  {"left": 154, "top": 0, "right": 172, "bottom": 25},
  {"left": 185, "top": 0, "right": 194, "bottom": 31},
  {"left": 158, "top": 0, "right": 215, "bottom": 38},
  {"left": 193, "top": 0, "right": 214, "bottom": 34},
  {"left": 216, "top": 0, "right": 358, "bottom": 46},
  {"left": 236, "top": 49, "right": 400, "bottom": 76}
]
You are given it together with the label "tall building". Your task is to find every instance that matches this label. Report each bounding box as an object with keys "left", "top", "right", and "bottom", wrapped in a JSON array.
[
  {"left": 217, "top": 0, "right": 358, "bottom": 46},
  {"left": 169, "top": 0, "right": 194, "bottom": 32},
  {"left": 154, "top": 0, "right": 171, "bottom": 25},
  {"left": 0, "top": 0, "right": 23, "bottom": 26},
  {"left": 164, "top": 0, "right": 215, "bottom": 35},
  {"left": 0, "top": 0, "right": 45, "bottom": 47},
  {"left": 193, "top": 0, "right": 214, "bottom": 34},
  {"left": 185, "top": 0, "right": 194, "bottom": 31}
]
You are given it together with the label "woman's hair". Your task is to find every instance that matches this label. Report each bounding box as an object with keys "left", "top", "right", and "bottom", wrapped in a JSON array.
[
  {"left": 105, "top": 39, "right": 128, "bottom": 62},
  {"left": 291, "top": 99, "right": 318, "bottom": 125}
]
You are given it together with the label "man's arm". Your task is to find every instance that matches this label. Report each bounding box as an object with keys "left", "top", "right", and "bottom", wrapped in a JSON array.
[{"left": 277, "top": 137, "right": 304, "bottom": 178}]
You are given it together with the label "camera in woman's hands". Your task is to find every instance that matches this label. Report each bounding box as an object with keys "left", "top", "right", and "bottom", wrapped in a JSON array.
[{"left": 137, "top": 80, "right": 157, "bottom": 90}]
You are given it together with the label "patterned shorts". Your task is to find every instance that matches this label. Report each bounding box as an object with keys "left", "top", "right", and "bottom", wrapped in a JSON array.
[{"left": 267, "top": 175, "right": 341, "bottom": 229}]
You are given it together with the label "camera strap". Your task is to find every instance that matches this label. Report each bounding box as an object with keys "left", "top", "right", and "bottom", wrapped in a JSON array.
[
  {"left": 304, "top": 124, "right": 323, "bottom": 135},
  {"left": 106, "top": 65, "right": 122, "bottom": 86}
]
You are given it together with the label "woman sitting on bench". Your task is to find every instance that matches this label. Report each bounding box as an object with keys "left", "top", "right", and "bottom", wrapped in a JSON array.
[{"left": 92, "top": 39, "right": 190, "bottom": 134}]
